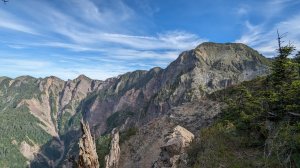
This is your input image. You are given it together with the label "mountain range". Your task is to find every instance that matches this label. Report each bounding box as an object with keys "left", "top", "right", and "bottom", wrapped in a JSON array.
[{"left": 0, "top": 42, "right": 271, "bottom": 167}]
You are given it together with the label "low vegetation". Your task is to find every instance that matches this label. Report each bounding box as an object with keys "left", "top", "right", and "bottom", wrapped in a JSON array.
[
  {"left": 0, "top": 77, "right": 52, "bottom": 167},
  {"left": 106, "top": 110, "right": 134, "bottom": 133},
  {"left": 120, "top": 127, "right": 138, "bottom": 143},
  {"left": 96, "top": 135, "right": 112, "bottom": 168}
]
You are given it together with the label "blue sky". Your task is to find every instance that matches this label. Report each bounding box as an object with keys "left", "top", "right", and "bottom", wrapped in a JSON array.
[{"left": 0, "top": 0, "right": 300, "bottom": 80}]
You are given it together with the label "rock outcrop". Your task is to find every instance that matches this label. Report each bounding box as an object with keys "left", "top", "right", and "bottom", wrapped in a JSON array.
[
  {"left": 153, "top": 125, "right": 194, "bottom": 168},
  {"left": 105, "top": 129, "right": 120, "bottom": 168},
  {"left": 78, "top": 121, "right": 99, "bottom": 168}
]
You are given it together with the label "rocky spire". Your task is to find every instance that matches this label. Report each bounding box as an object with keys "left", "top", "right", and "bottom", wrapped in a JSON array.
[
  {"left": 105, "top": 129, "right": 120, "bottom": 168},
  {"left": 78, "top": 120, "right": 99, "bottom": 168}
]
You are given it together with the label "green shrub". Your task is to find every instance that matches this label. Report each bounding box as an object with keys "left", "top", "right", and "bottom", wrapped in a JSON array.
[
  {"left": 106, "top": 111, "right": 134, "bottom": 133},
  {"left": 120, "top": 127, "right": 138, "bottom": 143},
  {"left": 96, "top": 135, "right": 112, "bottom": 168}
]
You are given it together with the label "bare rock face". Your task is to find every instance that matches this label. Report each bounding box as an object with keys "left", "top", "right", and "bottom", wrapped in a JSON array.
[
  {"left": 19, "top": 140, "right": 40, "bottom": 161},
  {"left": 118, "top": 117, "right": 175, "bottom": 168},
  {"left": 84, "top": 43, "right": 270, "bottom": 136},
  {"left": 78, "top": 121, "right": 99, "bottom": 168},
  {"left": 117, "top": 97, "right": 222, "bottom": 168},
  {"left": 105, "top": 129, "right": 120, "bottom": 168},
  {"left": 168, "top": 100, "right": 223, "bottom": 133},
  {"left": 153, "top": 125, "right": 194, "bottom": 168},
  {"left": 159, "top": 42, "right": 270, "bottom": 102}
]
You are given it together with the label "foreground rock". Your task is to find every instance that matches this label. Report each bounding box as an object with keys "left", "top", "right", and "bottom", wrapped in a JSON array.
[
  {"left": 78, "top": 121, "right": 99, "bottom": 168},
  {"left": 153, "top": 125, "right": 194, "bottom": 168}
]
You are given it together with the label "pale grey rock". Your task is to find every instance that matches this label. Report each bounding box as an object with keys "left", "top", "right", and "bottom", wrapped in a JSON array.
[
  {"left": 154, "top": 125, "right": 194, "bottom": 168},
  {"left": 105, "top": 129, "right": 120, "bottom": 168},
  {"left": 78, "top": 121, "right": 99, "bottom": 168}
]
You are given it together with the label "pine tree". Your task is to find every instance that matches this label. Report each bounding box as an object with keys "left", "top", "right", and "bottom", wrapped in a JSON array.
[
  {"left": 294, "top": 51, "right": 300, "bottom": 76},
  {"left": 269, "top": 32, "right": 298, "bottom": 117},
  {"left": 271, "top": 45, "right": 296, "bottom": 86}
]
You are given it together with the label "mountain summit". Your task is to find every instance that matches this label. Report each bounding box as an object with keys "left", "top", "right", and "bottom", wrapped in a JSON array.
[{"left": 163, "top": 42, "right": 269, "bottom": 95}]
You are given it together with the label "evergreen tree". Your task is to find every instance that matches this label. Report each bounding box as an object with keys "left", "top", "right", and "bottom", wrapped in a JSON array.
[
  {"left": 271, "top": 44, "right": 296, "bottom": 86},
  {"left": 268, "top": 32, "right": 299, "bottom": 117},
  {"left": 294, "top": 51, "right": 300, "bottom": 76}
]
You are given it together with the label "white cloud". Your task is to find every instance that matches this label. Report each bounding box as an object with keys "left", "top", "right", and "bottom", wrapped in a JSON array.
[
  {"left": 259, "top": 0, "right": 300, "bottom": 19},
  {"left": 236, "top": 14, "right": 300, "bottom": 57},
  {"left": 0, "top": 58, "right": 51, "bottom": 70},
  {"left": 7, "top": 44, "right": 26, "bottom": 49},
  {"left": 8, "top": 30, "right": 205, "bottom": 60},
  {"left": 1, "top": 0, "right": 205, "bottom": 54},
  {"left": 0, "top": 0, "right": 206, "bottom": 80},
  {"left": 0, "top": 55, "right": 130, "bottom": 80},
  {"left": 236, "top": 5, "right": 250, "bottom": 16},
  {"left": 0, "top": 10, "right": 38, "bottom": 35},
  {"left": 97, "top": 31, "right": 205, "bottom": 50},
  {"left": 235, "top": 21, "right": 264, "bottom": 45}
]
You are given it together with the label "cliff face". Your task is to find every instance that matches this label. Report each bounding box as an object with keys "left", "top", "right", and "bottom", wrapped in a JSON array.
[
  {"left": 0, "top": 75, "right": 102, "bottom": 167},
  {"left": 84, "top": 42, "right": 270, "bottom": 134},
  {"left": 0, "top": 42, "right": 270, "bottom": 167}
]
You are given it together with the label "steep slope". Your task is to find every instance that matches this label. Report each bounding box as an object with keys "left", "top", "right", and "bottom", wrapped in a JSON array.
[
  {"left": 83, "top": 42, "right": 270, "bottom": 134},
  {"left": 0, "top": 75, "right": 102, "bottom": 167},
  {"left": 0, "top": 42, "right": 270, "bottom": 167},
  {"left": 186, "top": 73, "right": 300, "bottom": 167}
]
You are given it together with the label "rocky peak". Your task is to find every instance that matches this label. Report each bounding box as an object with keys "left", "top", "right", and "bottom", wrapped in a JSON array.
[
  {"left": 14, "top": 75, "right": 35, "bottom": 81},
  {"left": 150, "top": 67, "right": 162, "bottom": 73},
  {"left": 164, "top": 42, "right": 267, "bottom": 81},
  {"left": 165, "top": 43, "right": 269, "bottom": 94},
  {"left": 43, "top": 76, "right": 64, "bottom": 87},
  {"left": 194, "top": 42, "right": 269, "bottom": 68},
  {"left": 0, "top": 76, "right": 10, "bottom": 81},
  {"left": 76, "top": 74, "right": 92, "bottom": 82}
]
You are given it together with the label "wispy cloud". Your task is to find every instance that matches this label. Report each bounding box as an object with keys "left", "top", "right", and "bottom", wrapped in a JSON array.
[
  {"left": 236, "top": 5, "right": 250, "bottom": 16},
  {"left": 1, "top": 0, "right": 299, "bottom": 80},
  {"left": 264, "top": 0, "right": 300, "bottom": 17},
  {"left": 0, "top": 10, "right": 38, "bottom": 34},
  {"left": 234, "top": 0, "right": 300, "bottom": 57},
  {"left": 235, "top": 21, "right": 263, "bottom": 45},
  {"left": 236, "top": 13, "right": 300, "bottom": 57},
  {"left": 0, "top": 54, "right": 135, "bottom": 80},
  {"left": 0, "top": 58, "right": 50, "bottom": 70},
  {"left": 0, "top": 0, "right": 205, "bottom": 80}
]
